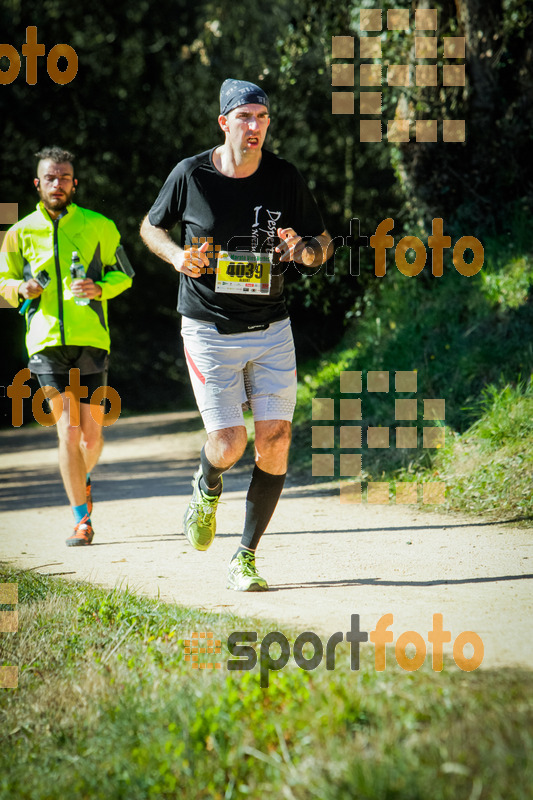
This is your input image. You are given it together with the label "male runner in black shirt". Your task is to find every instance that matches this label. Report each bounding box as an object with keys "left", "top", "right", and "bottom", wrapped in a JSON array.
[{"left": 140, "top": 79, "right": 331, "bottom": 591}]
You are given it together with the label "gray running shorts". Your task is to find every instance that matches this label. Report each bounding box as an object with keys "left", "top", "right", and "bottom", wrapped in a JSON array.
[{"left": 181, "top": 317, "right": 297, "bottom": 433}]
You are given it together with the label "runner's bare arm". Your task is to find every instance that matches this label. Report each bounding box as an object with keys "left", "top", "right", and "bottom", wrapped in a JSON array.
[
  {"left": 275, "top": 228, "right": 333, "bottom": 267},
  {"left": 139, "top": 214, "right": 209, "bottom": 278}
]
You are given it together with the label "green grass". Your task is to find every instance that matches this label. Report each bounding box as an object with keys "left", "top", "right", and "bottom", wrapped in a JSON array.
[
  {"left": 431, "top": 379, "right": 533, "bottom": 518},
  {"left": 1, "top": 565, "right": 532, "bottom": 799},
  {"left": 290, "top": 212, "right": 533, "bottom": 520}
]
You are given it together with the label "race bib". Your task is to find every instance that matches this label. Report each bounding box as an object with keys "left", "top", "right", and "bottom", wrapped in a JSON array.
[{"left": 215, "top": 251, "right": 272, "bottom": 295}]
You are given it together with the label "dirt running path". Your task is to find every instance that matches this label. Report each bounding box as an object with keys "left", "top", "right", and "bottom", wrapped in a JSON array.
[{"left": 1, "top": 411, "right": 532, "bottom": 669}]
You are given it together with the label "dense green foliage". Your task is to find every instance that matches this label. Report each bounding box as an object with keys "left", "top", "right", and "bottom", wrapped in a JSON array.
[
  {"left": 292, "top": 212, "right": 532, "bottom": 516},
  {"left": 1, "top": 566, "right": 532, "bottom": 799},
  {"left": 434, "top": 378, "right": 533, "bottom": 516},
  {"left": 1, "top": 1, "right": 532, "bottom": 519},
  {"left": 1, "top": 0, "right": 386, "bottom": 411}
]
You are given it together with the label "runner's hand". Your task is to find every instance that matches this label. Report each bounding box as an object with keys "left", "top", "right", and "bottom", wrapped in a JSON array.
[
  {"left": 275, "top": 227, "right": 313, "bottom": 264},
  {"left": 71, "top": 279, "right": 102, "bottom": 299},
  {"left": 173, "top": 241, "right": 210, "bottom": 278},
  {"left": 19, "top": 279, "right": 44, "bottom": 300}
]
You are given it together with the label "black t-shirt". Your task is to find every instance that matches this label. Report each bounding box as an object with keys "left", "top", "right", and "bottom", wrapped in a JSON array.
[{"left": 148, "top": 148, "right": 324, "bottom": 332}]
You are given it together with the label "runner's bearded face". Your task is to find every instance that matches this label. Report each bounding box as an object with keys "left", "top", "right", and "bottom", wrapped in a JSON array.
[
  {"left": 224, "top": 103, "right": 270, "bottom": 155},
  {"left": 35, "top": 159, "right": 76, "bottom": 216}
]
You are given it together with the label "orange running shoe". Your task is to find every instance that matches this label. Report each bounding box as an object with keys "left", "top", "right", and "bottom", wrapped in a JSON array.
[
  {"left": 86, "top": 477, "right": 93, "bottom": 516},
  {"left": 66, "top": 515, "right": 94, "bottom": 547}
]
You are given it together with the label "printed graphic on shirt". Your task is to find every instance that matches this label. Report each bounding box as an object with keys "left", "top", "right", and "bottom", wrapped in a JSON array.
[{"left": 251, "top": 205, "right": 282, "bottom": 252}]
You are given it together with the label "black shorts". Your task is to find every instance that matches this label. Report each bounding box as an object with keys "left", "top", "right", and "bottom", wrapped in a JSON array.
[{"left": 30, "top": 346, "right": 109, "bottom": 405}]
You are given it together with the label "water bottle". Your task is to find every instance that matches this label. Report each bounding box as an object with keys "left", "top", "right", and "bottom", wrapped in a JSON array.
[{"left": 70, "top": 251, "right": 90, "bottom": 306}]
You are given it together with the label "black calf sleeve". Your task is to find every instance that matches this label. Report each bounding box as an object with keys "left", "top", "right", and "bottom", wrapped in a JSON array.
[
  {"left": 199, "top": 445, "right": 225, "bottom": 496},
  {"left": 240, "top": 465, "right": 286, "bottom": 551}
]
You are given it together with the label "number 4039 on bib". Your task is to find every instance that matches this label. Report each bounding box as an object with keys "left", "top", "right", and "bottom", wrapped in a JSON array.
[{"left": 215, "top": 251, "right": 272, "bottom": 295}]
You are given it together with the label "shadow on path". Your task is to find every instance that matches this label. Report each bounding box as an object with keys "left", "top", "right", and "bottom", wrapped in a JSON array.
[
  {"left": 0, "top": 410, "right": 203, "bottom": 454},
  {"left": 0, "top": 457, "right": 260, "bottom": 511},
  {"left": 269, "top": 573, "right": 533, "bottom": 591}
]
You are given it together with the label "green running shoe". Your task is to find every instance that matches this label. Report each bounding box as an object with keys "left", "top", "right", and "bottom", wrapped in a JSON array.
[
  {"left": 227, "top": 550, "right": 268, "bottom": 592},
  {"left": 183, "top": 468, "right": 221, "bottom": 551}
]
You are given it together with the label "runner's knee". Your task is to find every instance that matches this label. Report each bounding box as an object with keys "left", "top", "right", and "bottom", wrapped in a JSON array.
[
  {"left": 255, "top": 420, "right": 292, "bottom": 455},
  {"left": 81, "top": 429, "right": 103, "bottom": 451},
  {"left": 207, "top": 426, "right": 248, "bottom": 465},
  {"left": 57, "top": 422, "right": 82, "bottom": 447}
]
